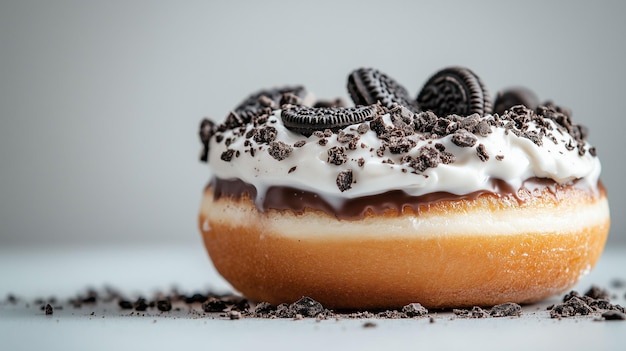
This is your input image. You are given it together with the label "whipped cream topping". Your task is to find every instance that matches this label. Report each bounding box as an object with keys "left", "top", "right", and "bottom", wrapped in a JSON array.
[{"left": 205, "top": 107, "right": 601, "bottom": 210}]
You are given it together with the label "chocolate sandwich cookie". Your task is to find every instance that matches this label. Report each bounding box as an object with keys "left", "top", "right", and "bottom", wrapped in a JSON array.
[
  {"left": 281, "top": 105, "right": 379, "bottom": 136},
  {"left": 347, "top": 68, "right": 420, "bottom": 112},
  {"left": 231, "top": 86, "right": 309, "bottom": 128},
  {"left": 417, "top": 67, "right": 492, "bottom": 117},
  {"left": 493, "top": 87, "right": 540, "bottom": 115}
]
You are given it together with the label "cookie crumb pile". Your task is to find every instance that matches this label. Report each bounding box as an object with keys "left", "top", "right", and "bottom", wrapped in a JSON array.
[{"left": 5, "top": 284, "right": 625, "bottom": 322}]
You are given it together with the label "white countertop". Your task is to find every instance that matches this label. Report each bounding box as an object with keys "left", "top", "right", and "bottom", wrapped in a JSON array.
[{"left": 1, "top": 243, "right": 624, "bottom": 351}]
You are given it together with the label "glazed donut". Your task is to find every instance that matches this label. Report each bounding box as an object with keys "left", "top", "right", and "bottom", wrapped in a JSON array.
[{"left": 197, "top": 67, "right": 610, "bottom": 309}]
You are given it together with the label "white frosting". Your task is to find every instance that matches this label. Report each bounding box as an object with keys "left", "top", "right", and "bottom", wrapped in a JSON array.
[{"left": 207, "top": 110, "right": 601, "bottom": 207}]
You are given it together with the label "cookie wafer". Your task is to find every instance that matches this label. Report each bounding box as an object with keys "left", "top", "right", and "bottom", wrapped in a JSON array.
[
  {"left": 417, "top": 67, "right": 492, "bottom": 117},
  {"left": 233, "top": 86, "right": 309, "bottom": 127},
  {"left": 347, "top": 68, "right": 419, "bottom": 112},
  {"left": 281, "top": 105, "right": 378, "bottom": 136},
  {"left": 493, "top": 87, "right": 539, "bottom": 115}
]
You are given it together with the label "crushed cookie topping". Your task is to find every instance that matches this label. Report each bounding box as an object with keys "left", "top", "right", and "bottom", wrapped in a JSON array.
[
  {"left": 202, "top": 101, "right": 595, "bottom": 191},
  {"left": 199, "top": 68, "right": 598, "bottom": 193}
]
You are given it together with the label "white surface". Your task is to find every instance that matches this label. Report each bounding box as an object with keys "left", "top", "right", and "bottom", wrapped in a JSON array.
[{"left": 1, "top": 244, "right": 625, "bottom": 351}]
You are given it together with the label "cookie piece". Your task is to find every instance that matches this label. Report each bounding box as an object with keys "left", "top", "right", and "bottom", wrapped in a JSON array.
[
  {"left": 416, "top": 67, "right": 492, "bottom": 117},
  {"left": 281, "top": 105, "right": 379, "bottom": 136},
  {"left": 233, "top": 86, "right": 309, "bottom": 126},
  {"left": 493, "top": 87, "right": 539, "bottom": 115},
  {"left": 347, "top": 68, "right": 419, "bottom": 112}
]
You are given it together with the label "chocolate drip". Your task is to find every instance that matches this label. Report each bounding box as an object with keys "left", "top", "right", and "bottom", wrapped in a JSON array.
[{"left": 209, "top": 177, "right": 598, "bottom": 220}]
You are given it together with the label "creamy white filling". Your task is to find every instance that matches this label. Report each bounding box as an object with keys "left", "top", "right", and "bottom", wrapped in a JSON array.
[
  {"left": 207, "top": 110, "right": 602, "bottom": 209},
  {"left": 201, "top": 194, "right": 609, "bottom": 239}
]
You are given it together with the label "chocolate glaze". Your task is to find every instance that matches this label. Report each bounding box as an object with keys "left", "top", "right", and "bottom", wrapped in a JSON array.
[{"left": 209, "top": 177, "right": 601, "bottom": 220}]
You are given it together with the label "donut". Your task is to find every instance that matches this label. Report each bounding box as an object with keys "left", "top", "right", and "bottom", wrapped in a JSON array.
[{"left": 197, "top": 67, "right": 610, "bottom": 310}]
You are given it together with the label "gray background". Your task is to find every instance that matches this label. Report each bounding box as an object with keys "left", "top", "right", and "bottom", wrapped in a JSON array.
[{"left": 1, "top": 0, "right": 624, "bottom": 247}]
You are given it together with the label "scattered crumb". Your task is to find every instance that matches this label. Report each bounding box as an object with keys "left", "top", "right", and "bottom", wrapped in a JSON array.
[
  {"left": 9, "top": 282, "right": 624, "bottom": 324},
  {"left": 601, "top": 310, "right": 626, "bottom": 321}
]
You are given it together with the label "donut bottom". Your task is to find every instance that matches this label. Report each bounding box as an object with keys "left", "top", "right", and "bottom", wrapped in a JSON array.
[{"left": 199, "top": 186, "right": 610, "bottom": 310}]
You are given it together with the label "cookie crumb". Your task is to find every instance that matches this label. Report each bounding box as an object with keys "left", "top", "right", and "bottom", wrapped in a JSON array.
[
  {"left": 476, "top": 144, "right": 489, "bottom": 162},
  {"left": 280, "top": 92, "right": 302, "bottom": 107},
  {"left": 601, "top": 310, "right": 626, "bottom": 321},
  {"left": 258, "top": 95, "right": 275, "bottom": 108},
  {"left": 118, "top": 300, "right": 133, "bottom": 309},
  {"left": 134, "top": 298, "right": 148, "bottom": 311},
  {"left": 253, "top": 126, "right": 277, "bottom": 144},
  {"left": 585, "top": 286, "right": 610, "bottom": 300},
  {"left": 203, "top": 297, "right": 227, "bottom": 312},
  {"left": 451, "top": 129, "right": 477, "bottom": 147},
  {"left": 336, "top": 169, "right": 353, "bottom": 192},
  {"left": 157, "top": 299, "right": 172, "bottom": 312},
  {"left": 336, "top": 131, "right": 357, "bottom": 144},
  {"left": 490, "top": 302, "right": 522, "bottom": 317},
  {"left": 550, "top": 296, "right": 593, "bottom": 318},
  {"left": 7, "top": 294, "right": 18, "bottom": 304},
  {"left": 388, "top": 137, "right": 416, "bottom": 154},
  {"left": 327, "top": 146, "right": 348, "bottom": 165},
  {"left": 357, "top": 123, "right": 369, "bottom": 134},
  {"left": 402, "top": 303, "right": 428, "bottom": 317},
  {"left": 291, "top": 297, "right": 325, "bottom": 317},
  {"left": 268, "top": 141, "right": 293, "bottom": 161},
  {"left": 220, "top": 149, "right": 235, "bottom": 162},
  {"left": 362, "top": 321, "right": 377, "bottom": 328},
  {"left": 453, "top": 306, "right": 489, "bottom": 318},
  {"left": 475, "top": 120, "right": 492, "bottom": 137}
]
